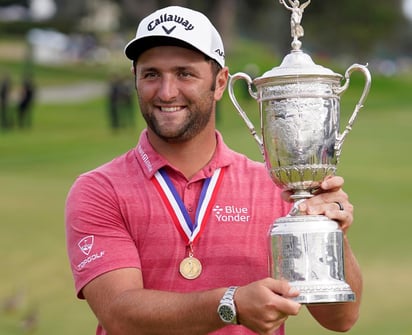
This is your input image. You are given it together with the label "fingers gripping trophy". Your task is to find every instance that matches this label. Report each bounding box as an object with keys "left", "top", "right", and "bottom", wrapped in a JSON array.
[{"left": 229, "top": 0, "right": 371, "bottom": 304}]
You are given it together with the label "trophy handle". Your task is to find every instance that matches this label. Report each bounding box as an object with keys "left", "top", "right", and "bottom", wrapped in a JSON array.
[
  {"left": 228, "top": 72, "right": 264, "bottom": 156},
  {"left": 334, "top": 64, "right": 372, "bottom": 159}
]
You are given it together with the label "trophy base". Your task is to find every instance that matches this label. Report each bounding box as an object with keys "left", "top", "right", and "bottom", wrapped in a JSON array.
[
  {"left": 291, "top": 281, "right": 355, "bottom": 304},
  {"left": 269, "top": 214, "right": 356, "bottom": 304}
]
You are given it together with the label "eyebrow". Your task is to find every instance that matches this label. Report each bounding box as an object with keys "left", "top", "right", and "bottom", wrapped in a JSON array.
[{"left": 138, "top": 64, "right": 201, "bottom": 74}]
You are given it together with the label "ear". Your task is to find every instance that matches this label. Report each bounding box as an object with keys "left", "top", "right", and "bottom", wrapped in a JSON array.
[{"left": 214, "top": 67, "right": 229, "bottom": 101}]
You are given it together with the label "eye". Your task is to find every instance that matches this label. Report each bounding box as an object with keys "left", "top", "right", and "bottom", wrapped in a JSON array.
[
  {"left": 143, "top": 72, "right": 158, "bottom": 79},
  {"left": 177, "top": 69, "right": 194, "bottom": 78},
  {"left": 139, "top": 69, "right": 159, "bottom": 79}
]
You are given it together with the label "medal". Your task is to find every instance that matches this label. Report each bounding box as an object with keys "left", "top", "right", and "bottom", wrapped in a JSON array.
[
  {"left": 179, "top": 255, "right": 202, "bottom": 280},
  {"left": 152, "top": 167, "right": 225, "bottom": 280}
]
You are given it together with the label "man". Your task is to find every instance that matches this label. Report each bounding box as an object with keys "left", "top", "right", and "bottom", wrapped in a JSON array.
[{"left": 65, "top": 6, "right": 362, "bottom": 335}]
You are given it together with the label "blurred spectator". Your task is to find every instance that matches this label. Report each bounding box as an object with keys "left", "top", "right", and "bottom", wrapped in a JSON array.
[
  {"left": 17, "top": 76, "right": 35, "bottom": 129},
  {"left": 0, "top": 74, "right": 12, "bottom": 130},
  {"left": 107, "top": 75, "right": 134, "bottom": 131}
]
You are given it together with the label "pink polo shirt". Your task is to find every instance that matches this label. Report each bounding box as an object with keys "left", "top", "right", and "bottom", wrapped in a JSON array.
[{"left": 65, "top": 130, "right": 291, "bottom": 335}]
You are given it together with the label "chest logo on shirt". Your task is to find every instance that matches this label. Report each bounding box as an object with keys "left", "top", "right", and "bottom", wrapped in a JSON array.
[
  {"left": 78, "top": 235, "right": 94, "bottom": 256},
  {"left": 213, "top": 205, "right": 251, "bottom": 223}
]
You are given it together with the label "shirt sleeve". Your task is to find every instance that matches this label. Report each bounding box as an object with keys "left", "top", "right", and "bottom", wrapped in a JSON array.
[{"left": 65, "top": 172, "right": 141, "bottom": 299}]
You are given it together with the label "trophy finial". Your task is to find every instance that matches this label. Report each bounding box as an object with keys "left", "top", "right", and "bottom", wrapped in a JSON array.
[{"left": 279, "top": 0, "right": 311, "bottom": 50}]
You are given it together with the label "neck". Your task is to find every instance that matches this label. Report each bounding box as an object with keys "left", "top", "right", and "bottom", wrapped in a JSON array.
[{"left": 148, "top": 128, "right": 217, "bottom": 179}]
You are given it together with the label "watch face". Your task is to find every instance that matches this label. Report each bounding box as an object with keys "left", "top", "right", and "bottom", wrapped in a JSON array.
[{"left": 219, "top": 304, "right": 235, "bottom": 322}]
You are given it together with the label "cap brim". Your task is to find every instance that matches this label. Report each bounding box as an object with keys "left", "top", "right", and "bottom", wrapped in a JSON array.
[{"left": 125, "top": 36, "right": 201, "bottom": 61}]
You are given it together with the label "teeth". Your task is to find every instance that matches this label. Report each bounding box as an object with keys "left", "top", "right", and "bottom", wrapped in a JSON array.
[{"left": 160, "top": 106, "right": 182, "bottom": 112}]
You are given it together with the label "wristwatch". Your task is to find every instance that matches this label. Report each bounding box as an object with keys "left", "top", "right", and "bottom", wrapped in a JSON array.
[{"left": 217, "top": 286, "right": 239, "bottom": 324}]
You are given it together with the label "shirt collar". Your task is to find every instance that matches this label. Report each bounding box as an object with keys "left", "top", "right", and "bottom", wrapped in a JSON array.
[{"left": 134, "top": 129, "right": 235, "bottom": 180}]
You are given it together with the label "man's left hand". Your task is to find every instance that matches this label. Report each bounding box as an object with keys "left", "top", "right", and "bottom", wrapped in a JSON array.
[{"left": 281, "top": 176, "right": 353, "bottom": 234}]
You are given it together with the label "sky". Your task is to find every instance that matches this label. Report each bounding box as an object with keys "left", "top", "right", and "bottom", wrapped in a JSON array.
[
  {"left": 30, "top": 0, "right": 56, "bottom": 20},
  {"left": 403, "top": 0, "right": 412, "bottom": 21}
]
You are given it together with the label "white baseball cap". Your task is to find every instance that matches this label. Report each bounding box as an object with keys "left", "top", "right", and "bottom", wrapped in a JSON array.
[{"left": 124, "top": 6, "right": 225, "bottom": 67}]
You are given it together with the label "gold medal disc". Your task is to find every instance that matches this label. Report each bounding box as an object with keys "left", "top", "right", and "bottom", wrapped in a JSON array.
[{"left": 179, "top": 256, "right": 202, "bottom": 280}]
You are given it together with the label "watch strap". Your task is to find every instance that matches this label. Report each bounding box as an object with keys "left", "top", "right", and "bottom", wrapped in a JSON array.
[{"left": 221, "top": 286, "right": 238, "bottom": 304}]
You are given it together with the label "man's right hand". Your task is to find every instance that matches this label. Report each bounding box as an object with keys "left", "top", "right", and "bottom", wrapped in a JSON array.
[{"left": 235, "top": 278, "right": 301, "bottom": 335}]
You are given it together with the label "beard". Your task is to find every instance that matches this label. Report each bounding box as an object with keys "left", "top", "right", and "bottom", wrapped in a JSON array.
[{"left": 138, "top": 91, "right": 215, "bottom": 143}]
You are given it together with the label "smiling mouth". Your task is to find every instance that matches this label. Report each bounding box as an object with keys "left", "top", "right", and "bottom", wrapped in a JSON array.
[{"left": 159, "top": 106, "right": 185, "bottom": 113}]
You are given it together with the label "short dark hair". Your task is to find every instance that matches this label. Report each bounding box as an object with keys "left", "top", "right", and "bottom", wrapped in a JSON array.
[{"left": 207, "top": 57, "right": 222, "bottom": 91}]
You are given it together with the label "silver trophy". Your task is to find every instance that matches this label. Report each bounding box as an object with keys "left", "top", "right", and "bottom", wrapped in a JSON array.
[{"left": 228, "top": 0, "right": 371, "bottom": 304}]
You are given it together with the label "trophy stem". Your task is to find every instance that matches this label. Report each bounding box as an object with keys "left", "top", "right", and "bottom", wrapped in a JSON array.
[{"left": 290, "top": 190, "right": 314, "bottom": 201}]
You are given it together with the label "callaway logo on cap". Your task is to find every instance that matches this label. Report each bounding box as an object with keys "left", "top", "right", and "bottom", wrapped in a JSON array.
[{"left": 124, "top": 6, "right": 225, "bottom": 67}]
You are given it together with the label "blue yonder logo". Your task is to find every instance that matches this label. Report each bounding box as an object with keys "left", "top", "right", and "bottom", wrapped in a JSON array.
[{"left": 213, "top": 205, "right": 251, "bottom": 223}]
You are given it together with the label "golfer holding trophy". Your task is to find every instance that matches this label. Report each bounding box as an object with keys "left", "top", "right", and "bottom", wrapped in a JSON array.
[{"left": 229, "top": 0, "right": 371, "bottom": 304}]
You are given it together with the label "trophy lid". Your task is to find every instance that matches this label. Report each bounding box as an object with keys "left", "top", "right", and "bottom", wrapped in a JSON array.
[
  {"left": 255, "top": 0, "right": 342, "bottom": 83},
  {"left": 259, "top": 49, "right": 341, "bottom": 78}
]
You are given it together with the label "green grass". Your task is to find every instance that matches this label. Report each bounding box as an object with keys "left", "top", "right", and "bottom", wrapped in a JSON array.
[{"left": 1, "top": 42, "right": 412, "bottom": 334}]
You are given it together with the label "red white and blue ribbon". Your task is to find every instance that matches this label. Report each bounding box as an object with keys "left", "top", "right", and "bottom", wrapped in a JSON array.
[{"left": 152, "top": 168, "right": 225, "bottom": 245}]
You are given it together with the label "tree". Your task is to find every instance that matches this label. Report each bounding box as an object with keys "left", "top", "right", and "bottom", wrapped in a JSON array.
[
  {"left": 49, "top": 0, "right": 88, "bottom": 32},
  {"left": 300, "top": 0, "right": 407, "bottom": 59}
]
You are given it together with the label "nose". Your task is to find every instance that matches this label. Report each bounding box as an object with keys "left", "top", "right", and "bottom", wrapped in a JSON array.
[{"left": 157, "top": 75, "right": 178, "bottom": 101}]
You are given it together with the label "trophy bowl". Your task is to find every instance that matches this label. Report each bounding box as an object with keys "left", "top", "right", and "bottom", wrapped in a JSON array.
[{"left": 228, "top": 0, "right": 371, "bottom": 303}]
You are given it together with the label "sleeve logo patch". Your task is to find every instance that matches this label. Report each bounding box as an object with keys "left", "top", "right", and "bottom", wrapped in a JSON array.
[{"left": 78, "top": 235, "right": 94, "bottom": 256}]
